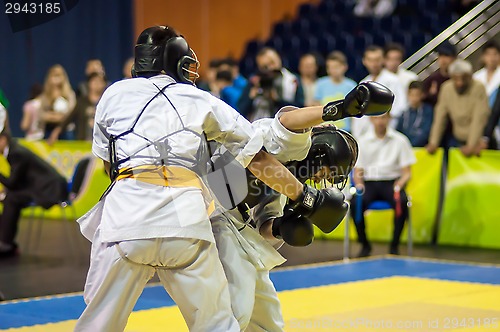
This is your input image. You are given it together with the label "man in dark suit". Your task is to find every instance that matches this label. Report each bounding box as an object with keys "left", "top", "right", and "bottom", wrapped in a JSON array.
[{"left": 0, "top": 132, "right": 68, "bottom": 257}]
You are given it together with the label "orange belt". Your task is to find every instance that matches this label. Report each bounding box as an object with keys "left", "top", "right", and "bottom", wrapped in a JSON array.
[{"left": 116, "top": 165, "right": 215, "bottom": 215}]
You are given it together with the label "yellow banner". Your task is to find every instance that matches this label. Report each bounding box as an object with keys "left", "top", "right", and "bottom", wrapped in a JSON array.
[
  {"left": 318, "top": 148, "right": 443, "bottom": 244},
  {"left": 0, "top": 140, "right": 110, "bottom": 219},
  {"left": 439, "top": 149, "right": 500, "bottom": 248}
]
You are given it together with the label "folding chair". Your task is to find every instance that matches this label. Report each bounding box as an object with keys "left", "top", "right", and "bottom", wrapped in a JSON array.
[{"left": 344, "top": 192, "right": 413, "bottom": 260}]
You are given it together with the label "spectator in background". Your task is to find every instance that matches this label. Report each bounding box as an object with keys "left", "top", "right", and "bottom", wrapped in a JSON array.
[
  {"left": 476, "top": 84, "right": 500, "bottom": 151},
  {"left": 48, "top": 72, "right": 107, "bottom": 144},
  {"left": 352, "top": 45, "right": 406, "bottom": 138},
  {"left": 298, "top": 53, "right": 319, "bottom": 107},
  {"left": 215, "top": 69, "right": 239, "bottom": 109},
  {"left": 220, "top": 57, "right": 248, "bottom": 93},
  {"left": 238, "top": 47, "right": 304, "bottom": 121},
  {"left": 423, "top": 42, "right": 456, "bottom": 106},
  {"left": 20, "top": 84, "right": 44, "bottom": 141},
  {"left": 122, "top": 57, "right": 134, "bottom": 79},
  {"left": 314, "top": 51, "right": 357, "bottom": 131},
  {"left": 396, "top": 81, "right": 433, "bottom": 147},
  {"left": 473, "top": 41, "right": 500, "bottom": 98},
  {"left": 384, "top": 43, "right": 418, "bottom": 98},
  {"left": 354, "top": 0, "right": 396, "bottom": 18},
  {"left": 351, "top": 112, "right": 416, "bottom": 257},
  {"left": 77, "top": 59, "right": 106, "bottom": 97},
  {"left": 197, "top": 58, "right": 221, "bottom": 95},
  {"left": 216, "top": 58, "right": 247, "bottom": 110},
  {"left": 0, "top": 132, "right": 68, "bottom": 258},
  {"left": 39, "top": 64, "right": 76, "bottom": 139},
  {"left": 427, "top": 59, "right": 490, "bottom": 157}
]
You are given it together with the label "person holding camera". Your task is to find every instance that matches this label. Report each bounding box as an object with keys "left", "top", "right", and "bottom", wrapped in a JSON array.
[{"left": 238, "top": 47, "right": 304, "bottom": 121}]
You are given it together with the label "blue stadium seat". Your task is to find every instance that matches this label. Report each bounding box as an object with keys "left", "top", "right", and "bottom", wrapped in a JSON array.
[
  {"left": 265, "top": 36, "right": 283, "bottom": 53},
  {"left": 292, "top": 18, "right": 310, "bottom": 35},
  {"left": 398, "top": 16, "right": 418, "bottom": 32},
  {"left": 299, "top": 34, "right": 319, "bottom": 52},
  {"left": 337, "top": 35, "right": 354, "bottom": 53},
  {"left": 317, "top": 0, "right": 336, "bottom": 16},
  {"left": 353, "top": 34, "right": 373, "bottom": 53},
  {"left": 358, "top": 18, "right": 376, "bottom": 32},
  {"left": 309, "top": 16, "right": 328, "bottom": 35},
  {"left": 244, "top": 40, "right": 263, "bottom": 56},
  {"left": 327, "top": 14, "right": 346, "bottom": 33},
  {"left": 282, "top": 36, "right": 301, "bottom": 53},
  {"left": 391, "top": 31, "right": 411, "bottom": 46},
  {"left": 318, "top": 34, "right": 337, "bottom": 54},
  {"left": 372, "top": 33, "right": 390, "bottom": 47},
  {"left": 239, "top": 0, "right": 441, "bottom": 84},
  {"left": 298, "top": 3, "right": 315, "bottom": 18},
  {"left": 375, "top": 17, "right": 395, "bottom": 31},
  {"left": 397, "top": 0, "right": 412, "bottom": 7},
  {"left": 287, "top": 52, "right": 302, "bottom": 73},
  {"left": 273, "top": 22, "right": 292, "bottom": 38}
]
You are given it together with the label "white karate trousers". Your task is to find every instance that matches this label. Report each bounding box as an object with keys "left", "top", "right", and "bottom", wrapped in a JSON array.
[
  {"left": 212, "top": 215, "right": 285, "bottom": 332},
  {"left": 75, "top": 231, "right": 239, "bottom": 332}
]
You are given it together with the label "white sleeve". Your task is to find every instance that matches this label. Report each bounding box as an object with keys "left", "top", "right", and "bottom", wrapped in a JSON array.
[
  {"left": 399, "top": 136, "right": 416, "bottom": 168},
  {"left": 92, "top": 92, "right": 111, "bottom": 161},
  {"left": 253, "top": 106, "right": 312, "bottom": 163},
  {"left": 204, "top": 96, "right": 263, "bottom": 168}
]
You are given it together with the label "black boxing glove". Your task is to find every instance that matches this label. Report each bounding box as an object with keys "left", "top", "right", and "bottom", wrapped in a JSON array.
[
  {"left": 272, "top": 207, "right": 314, "bottom": 247},
  {"left": 322, "top": 81, "right": 395, "bottom": 121},
  {"left": 289, "top": 185, "right": 349, "bottom": 233}
]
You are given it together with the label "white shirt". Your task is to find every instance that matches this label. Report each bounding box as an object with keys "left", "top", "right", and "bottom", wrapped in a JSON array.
[
  {"left": 92, "top": 75, "right": 263, "bottom": 243},
  {"left": 473, "top": 67, "right": 500, "bottom": 97},
  {"left": 281, "top": 68, "right": 300, "bottom": 103},
  {"left": 396, "top": 68, "right": 419, "bottom": 94},
  {"left": 352, "top": 69, "right": 407, "bottom": 138},
  {"left": 252, "top": 106, "right": 311, "bottom": 163},
  {"left": 355, "top": 127, "right": 416, "bottom": 181}
]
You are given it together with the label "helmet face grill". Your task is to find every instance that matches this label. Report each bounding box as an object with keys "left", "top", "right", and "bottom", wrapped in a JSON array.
[
  {"left": 179, "top": 49, "right": 200, "bottom": 84},
  {"left": 296, "top": 126, "right": 359, "bottom": 191}
]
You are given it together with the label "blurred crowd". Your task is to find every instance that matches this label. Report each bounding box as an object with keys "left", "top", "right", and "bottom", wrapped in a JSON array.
[
  {"left": 0, "top": 57, "right": 135, "bottom": 144},
  {"left": 198, "top": 40, "right": 500, "bottom": 157},
  {"left": 0, "top": 39, "right": 499, "bottom": 158}
]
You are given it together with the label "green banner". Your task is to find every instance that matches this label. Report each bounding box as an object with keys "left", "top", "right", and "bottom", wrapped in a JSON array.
[
  {"left": 439, "top": 149, "right": 500, "bottom": 248},
  {"left": 317, "top": 148, "right": 443, "bottom": 244},
  {"left": 0, "top": 140, "right": 110, "bottom": 219}
]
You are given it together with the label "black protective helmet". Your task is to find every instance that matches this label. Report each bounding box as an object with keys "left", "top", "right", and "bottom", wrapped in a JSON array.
[
  {"left": 133, "top": 26, "right": 199, "bottom": 84},
  {"left": 287, "top": 125, "right": 358, "bottom": 189}
]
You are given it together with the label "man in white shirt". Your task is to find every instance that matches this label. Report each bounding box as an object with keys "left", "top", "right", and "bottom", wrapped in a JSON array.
[
  {"left": 351, "top": 112, "right": 416, "bottom": 257},
  {"left": 75, "top": 25, "right": 322, "bottom": 332},
  {"left": 384, "top": 43, "right": 419, "bottom": 96},
  {"left": 352, "top": 45, "right": 407, "bottom": 138},
  {"left": 473, "top": 41, "right": 500, "bottom": 98}
]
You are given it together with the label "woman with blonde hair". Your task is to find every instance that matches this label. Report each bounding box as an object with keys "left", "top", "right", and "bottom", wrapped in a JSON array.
[{"left": 39, "top": 64, "right": 76, "bottom": 139}]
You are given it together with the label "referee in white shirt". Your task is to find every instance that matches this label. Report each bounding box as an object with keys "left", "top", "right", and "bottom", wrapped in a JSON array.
[{"left": 351, "top": 112, "right": 416, "bottom": 257}]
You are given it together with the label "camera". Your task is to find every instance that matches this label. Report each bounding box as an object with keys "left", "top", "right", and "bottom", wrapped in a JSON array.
[{"left": 256, "top": 69, "right": 282, "bottom": 91}]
